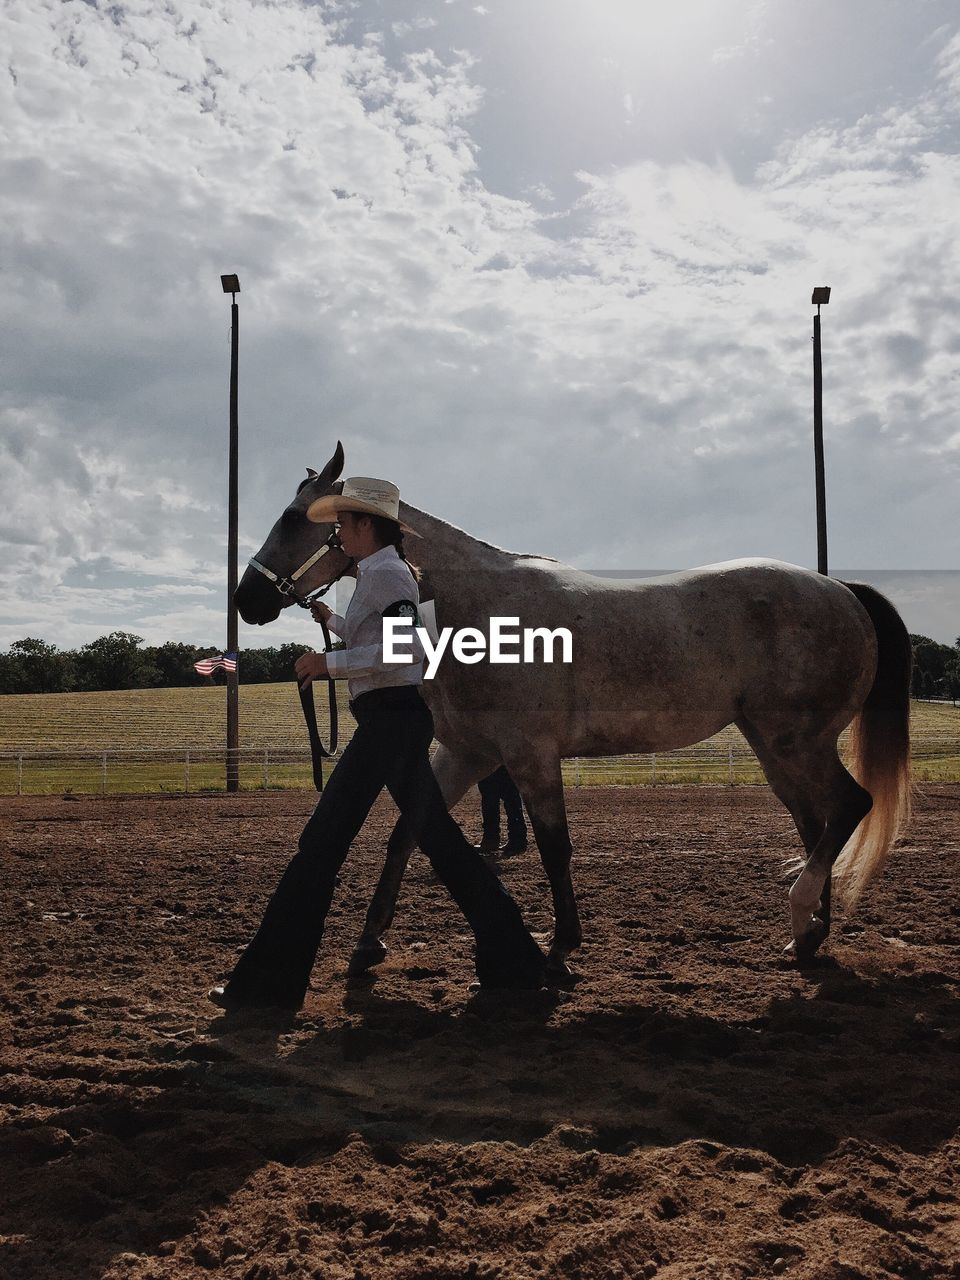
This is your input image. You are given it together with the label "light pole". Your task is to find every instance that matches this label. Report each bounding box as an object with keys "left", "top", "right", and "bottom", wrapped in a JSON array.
[
  {"left": 221, "top": 273, "right": 241, "bottom": 793},
  {"left": 811, "top": 286, "right": 831, "bottom": 575}
]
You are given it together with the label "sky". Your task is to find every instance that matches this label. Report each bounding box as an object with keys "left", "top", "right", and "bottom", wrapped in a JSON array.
[{"left": 2, "top": 0, "right": 959, "bottom": 652}]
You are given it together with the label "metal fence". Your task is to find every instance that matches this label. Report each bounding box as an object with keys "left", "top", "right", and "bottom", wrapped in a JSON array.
[
  {"left": 0, "top": 747, "right": 320, "bottom": 796},
  {"left": 3, "top": 734, "right": 959, "bottom": 796}
]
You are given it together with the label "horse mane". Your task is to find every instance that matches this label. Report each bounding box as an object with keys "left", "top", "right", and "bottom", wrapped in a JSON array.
[{"left": 399, "top": 501, "right": 560, "bottom": 564}]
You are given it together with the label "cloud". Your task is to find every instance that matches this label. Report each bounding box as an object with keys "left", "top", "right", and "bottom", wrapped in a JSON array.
[
  {"left": 391, "top": 17, "right": 439, "bottom": 39},
  {"left": 1, "top": 0, "right": 958, "bottom": 659},
  {"left": 0, "top": 0, "right": 521, "bottom": 644}
]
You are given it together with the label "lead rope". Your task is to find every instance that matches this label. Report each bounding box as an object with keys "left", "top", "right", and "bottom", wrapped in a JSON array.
[{"left": 296, "top": 605, "right": 340, "bottom": 792}]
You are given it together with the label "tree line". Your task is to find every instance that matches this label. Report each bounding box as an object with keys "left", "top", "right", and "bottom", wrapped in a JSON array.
[
  {"left": 910, "top": 634, "right": 960, "bottom": 702},
  {"left": 0, "top": 630, "right": 958, "bottom": 701},
  {"left": 0, "top": 633, "right": 342, "bottom": 694}
]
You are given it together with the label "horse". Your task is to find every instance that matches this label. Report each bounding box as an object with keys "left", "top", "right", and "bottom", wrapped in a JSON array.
[{"left": 235, "top": 442, "right": 912, "bottom": 980}]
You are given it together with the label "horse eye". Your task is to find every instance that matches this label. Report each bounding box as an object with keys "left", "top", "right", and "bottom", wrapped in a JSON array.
[{"left": 281, "top": 507, "right": 302, "bottom": 528}]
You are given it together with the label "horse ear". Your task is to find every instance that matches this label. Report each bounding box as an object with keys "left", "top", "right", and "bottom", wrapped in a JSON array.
[
  {"left": 306, "top": 467, "right": 319, "bottom": 479},
  {"left": 317, "top": 441, "right": 345, "bottom": 487}
]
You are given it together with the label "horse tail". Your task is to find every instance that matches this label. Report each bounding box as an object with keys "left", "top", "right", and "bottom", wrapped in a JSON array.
[{"left": 832, "top": 581, "right": 913, "bottom": 909}]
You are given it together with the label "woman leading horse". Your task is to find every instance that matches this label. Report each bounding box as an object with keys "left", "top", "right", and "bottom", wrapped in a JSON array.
[{"left": 209, "top": 476, "right": 546, "bottom": 1011}]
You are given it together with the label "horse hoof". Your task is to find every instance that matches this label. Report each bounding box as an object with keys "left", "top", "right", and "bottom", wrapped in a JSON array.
[
  {"left": 347, "top": 939, "right": 387, "bottom": 976},
  {"left": 545, "top": 954, "right": 576, "bottom": 986},
  {"left": 787, "top": 918, "right": 830, "bottom": 964}
]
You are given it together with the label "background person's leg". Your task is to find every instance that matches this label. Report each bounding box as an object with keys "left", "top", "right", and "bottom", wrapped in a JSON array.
[
  {"left": 477, "top": 771, "right": 502, "bottom": 850},
  {"left": 497, "top": 767, "right": 528, "bottom": 852}
]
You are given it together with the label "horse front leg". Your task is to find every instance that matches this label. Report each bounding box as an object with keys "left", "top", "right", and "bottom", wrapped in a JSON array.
[
  {"left": 507, "top": 752, "right": 581, "bottom": 981},
  {"left": 348, "top": 745, "right": 492, "bottom": 975},
  {"left": 346, "top": 813, "right": 415, "bottom": 975}
]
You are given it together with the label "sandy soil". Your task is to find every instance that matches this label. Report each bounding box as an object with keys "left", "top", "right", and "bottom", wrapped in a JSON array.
[{"left": 1, "top": 784, "right": 958, "bottom": 1280}]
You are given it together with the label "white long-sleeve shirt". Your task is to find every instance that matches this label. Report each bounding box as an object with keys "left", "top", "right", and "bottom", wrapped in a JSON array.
[{"left": 324, "top": 544, "right": 426, "bottom": 698}]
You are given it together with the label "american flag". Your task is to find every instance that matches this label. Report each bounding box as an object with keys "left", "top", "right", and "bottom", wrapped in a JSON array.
[{"left": 193, "top": 652, "right": 238, "bottom": 676}]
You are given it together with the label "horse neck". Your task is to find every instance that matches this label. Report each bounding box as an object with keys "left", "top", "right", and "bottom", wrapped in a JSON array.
[{"left": 398, "top": 502, "right": 513, "bottom": 597}]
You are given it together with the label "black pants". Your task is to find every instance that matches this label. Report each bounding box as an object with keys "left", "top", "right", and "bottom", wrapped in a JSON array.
[
  {"left": 225, "top": 686, "right": 545, "bottom": 1007},
  {"left": 479, "top": 765, "right": 527, "bottom": 846}
]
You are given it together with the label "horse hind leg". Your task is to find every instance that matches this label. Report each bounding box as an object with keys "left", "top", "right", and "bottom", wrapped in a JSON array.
[
  {"left": 786, "top": 762, "right": 871, "bottom": 961},
  {"left": 504, "top": 752, "right": 581, "bottom": 982},
  {"left": 737, "top": 717, "right": 871, "bottom": 961}
]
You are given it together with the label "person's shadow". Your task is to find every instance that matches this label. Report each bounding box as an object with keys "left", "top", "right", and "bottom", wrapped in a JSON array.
[{"left": 1, "top": 962, "right": 957, "bottom": 1279}]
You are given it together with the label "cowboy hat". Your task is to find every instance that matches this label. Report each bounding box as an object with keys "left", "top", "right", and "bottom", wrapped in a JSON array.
[{"left": 306, "top": 477, "right": 419, "bottom": 535}]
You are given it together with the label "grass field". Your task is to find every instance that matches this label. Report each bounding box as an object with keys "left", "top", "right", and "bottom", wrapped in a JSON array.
[
  {"left": 0, "top": 683, "right": 357, "bottom": 795},
  {"left": 1, "top": 685, "right": 958, "bottom": 794},
  {"left": 0, "top": 683, "right": 356, "bottom": 750}
]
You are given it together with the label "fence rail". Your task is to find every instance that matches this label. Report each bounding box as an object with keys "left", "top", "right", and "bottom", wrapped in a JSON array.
[{"left": 2, "top": 737, "right": 959, "bottom": 796}]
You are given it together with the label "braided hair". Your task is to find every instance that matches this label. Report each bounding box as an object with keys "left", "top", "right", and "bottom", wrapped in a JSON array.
[{"left": 369, "top": 514, "right": 421, "bottom": 582}]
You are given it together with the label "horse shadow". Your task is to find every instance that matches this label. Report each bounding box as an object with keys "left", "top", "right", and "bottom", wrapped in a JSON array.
[{"left": 0, "top": 961, "right": 957, "bottom": 1279}]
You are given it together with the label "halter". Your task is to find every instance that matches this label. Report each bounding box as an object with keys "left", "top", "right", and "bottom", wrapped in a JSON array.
[
  {"left": 247, "top": 528, "right": 347, "bottom": 608},
  {"left": 246, "top": 528, "right": 350, "bottom": 787}
]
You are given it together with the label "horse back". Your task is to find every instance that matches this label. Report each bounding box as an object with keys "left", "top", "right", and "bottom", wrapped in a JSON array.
[{"left": 426, "top": 558, "right": 877, "bottom": 758}]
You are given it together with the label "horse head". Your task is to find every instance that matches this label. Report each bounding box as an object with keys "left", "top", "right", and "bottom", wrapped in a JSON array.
[{"left": 235, "top": 441, "right": 354, "bottom": 625}]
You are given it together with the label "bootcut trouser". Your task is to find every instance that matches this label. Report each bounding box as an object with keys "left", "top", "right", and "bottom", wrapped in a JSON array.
[{"left": 225, "top": 685, "right": 545, "bottom": 1007}]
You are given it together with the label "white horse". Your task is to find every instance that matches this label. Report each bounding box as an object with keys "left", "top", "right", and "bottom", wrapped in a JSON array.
[{"left": 236, "top": 444, "right": 912, "bottom": 980}]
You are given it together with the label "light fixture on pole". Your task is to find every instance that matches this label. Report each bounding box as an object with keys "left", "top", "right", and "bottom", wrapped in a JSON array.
[
  {"left": 220, "top": 273, "right": 241, "bottom": 793},
  {"left": 811, "top": 286, "right": 831, "bottom": 576}
]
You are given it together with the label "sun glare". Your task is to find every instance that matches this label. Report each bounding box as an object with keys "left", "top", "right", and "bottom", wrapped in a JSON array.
[{"left": 567, "top": 0, "right": 734, "bottom": 65}]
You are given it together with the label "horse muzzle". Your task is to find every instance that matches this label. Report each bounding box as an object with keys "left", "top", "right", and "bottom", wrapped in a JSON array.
[{"left": 235, "top": 566, "right": 284, "bottom": 625}]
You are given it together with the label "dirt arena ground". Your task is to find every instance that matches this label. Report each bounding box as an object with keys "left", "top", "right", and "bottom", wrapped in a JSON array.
[{"left": 1, "top": 785, "right": 958, "bottom": 1280}]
